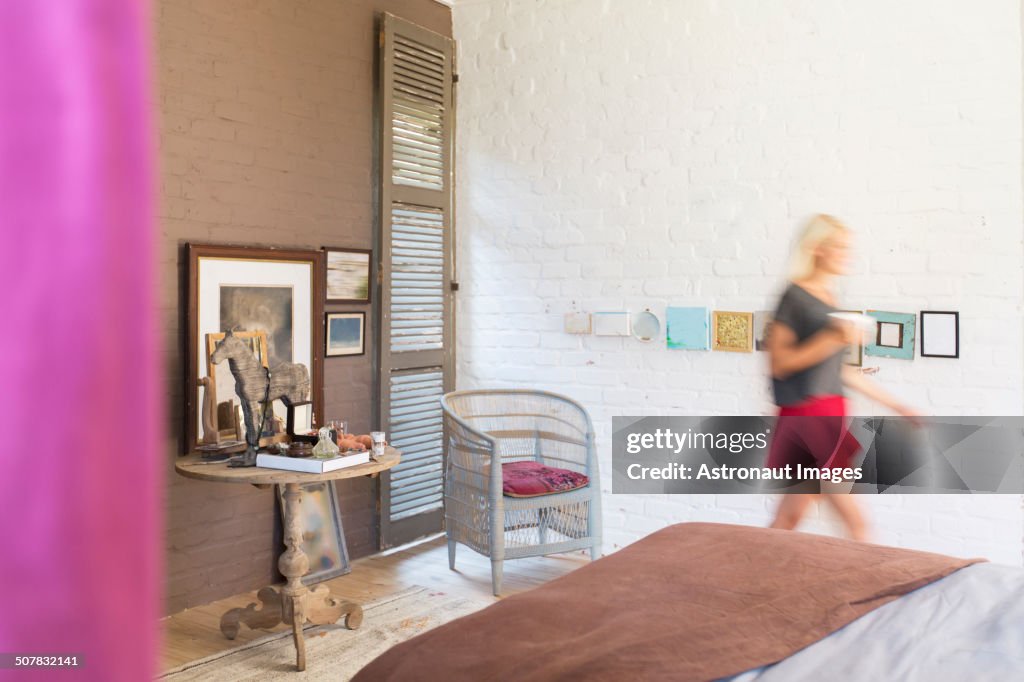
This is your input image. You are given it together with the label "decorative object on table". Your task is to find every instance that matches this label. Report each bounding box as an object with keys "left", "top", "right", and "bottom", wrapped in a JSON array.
[
  {"left": 592, "top": 311, "right": 630, "bottom": 336},
  {"left": 630, "top": 309, "right": 661, "bottom": 342},
  {"left": 752, "top": 310, "right": 773, "bottom": 352},
  {"left": 666, "top": 306, "right": 709, "bottom": 350},
  {"left": 836, "top": 310, "right": 865, "bottom": 366},
  {"left": 185, "top": 243, "right": 325, "bottom": 454},
  {"left": 324, "top": 247, "right": 372, "bottom": 303},
  {"left": 312, "top": 426, "right": 341, "bottom": 459},
  {"left": 256, "top": 450, "right": 372, "bottom": 473},
  {"left": 287, "top": 401, "right": 316, "bottom": 443},
  {"left": 327, "top": 419, "right": 349, "bottom": 444},
  {"left": 325, "top": 312, "right": 366, "bottom": 357},
  {"left": 563, "top": 312, "right": 592, "bottom": 335},
  {"left": 865, "top": 310, "right": 916, "bottom": 360},
  {"left": 198, "top": 376, "right": 218, "bottom": 444},
  {"left": 712, "top": 311, "right": 753, "bottom": 352},
  {"left": 286, "top": 442, "right": 313, "bottom": 458},
  {"left": 919, "top": 311, "right": 959, "bottom": 358},
  {"left": 370, "top": 431, "right": 387, "bottom": 459},
  {"left": 205, "top": 330, "right": 270, "bottom": 445},
  {"left": 210, "top": 330, "right": 311, "bottom": 467}
]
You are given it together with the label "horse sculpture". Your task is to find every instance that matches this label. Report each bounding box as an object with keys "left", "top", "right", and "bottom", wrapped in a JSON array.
[{"left": 210, "top": 329, "right": 311, "bottom": 467}]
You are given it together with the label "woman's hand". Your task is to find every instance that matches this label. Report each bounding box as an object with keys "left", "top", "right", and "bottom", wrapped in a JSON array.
[
  {"left": 830, "top": 319, "right": 862, "bottom": 346},
  {"left": 893, "top": 403, "right": 925, "bottom": 426}
]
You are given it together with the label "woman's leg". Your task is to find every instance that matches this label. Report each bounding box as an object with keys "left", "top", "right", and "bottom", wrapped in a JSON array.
[
  {"left": 770, "top": 494, "right": 816, "bottom": 531},
  {"left": 822, "top": 494, "right": 869, "bottom": 542}
]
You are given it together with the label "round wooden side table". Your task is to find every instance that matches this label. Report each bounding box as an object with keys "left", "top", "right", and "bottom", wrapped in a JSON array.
[{"left": 175, "top": 447, "right": 401, "bottom": 672}]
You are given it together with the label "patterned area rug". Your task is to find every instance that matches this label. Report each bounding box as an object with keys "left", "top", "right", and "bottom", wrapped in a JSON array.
[{"left": 160, "top": 586, "right": 490, "bottom": 681}]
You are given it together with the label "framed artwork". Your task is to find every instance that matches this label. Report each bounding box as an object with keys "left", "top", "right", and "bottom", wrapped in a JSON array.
[
  {"left": 753, "top": 310, "right": 773, "bottom": 352},
  {"left": 920, "top": 311, "right": 959, "bottom": 358},
  {"left": 593, "top": 312, "right": 630, "bottom": 336},
  {"left": 865, "top": 310, "right": 916, "bottom": 360},
  {"left": 631, "top": 310, "right": 661, "bottom": 342},
  {"left": 204, "top": 331, "right": 268, "bottom": 443},
  {"left": 277, "top": 482, "right": 350, "bottom": 585},
  {"left": 712, "top": 311, "right": 753, "bottom": 353},
  {"left": 666, "top": 307, "right": 709, "bottom": 350},
  {"left": 564, "top": 312, "right": 592, "bottom": 335},
  {"left": 324, "top": 248, "right": 372, "bottom": 303},
  {"left": 839, "top": 310, "right": 864, "bottom": 367},
  {"left": 185, "top": 244, "right": 325, "bottom": 453},
  {"left": 325, "top": 312, "right": 366, "bottom": 357}
]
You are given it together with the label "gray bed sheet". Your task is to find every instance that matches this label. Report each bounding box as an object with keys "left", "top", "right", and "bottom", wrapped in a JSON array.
[{"left": 724, "top": 563, "right": 1024, "bottom": 681}]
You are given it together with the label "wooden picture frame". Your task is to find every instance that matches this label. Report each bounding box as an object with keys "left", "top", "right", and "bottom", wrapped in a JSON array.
[
  {"left": 865, "top": 310, "right": 916, "bottom": 360},
  {"left": 325, "top": 312, "right": 366, "bottom": 357},
  {"left": 185, "top": 244, "right": 325, "bottom": 454},
  {"left": 920, "top": 311, "right": 959, "bottom": 358},
  {"left": 711, "top": 311, "right": 753, "bottom": 353},
  {"left": 324, "top": 247, "right": 373, "bottom": 304},
  {"left": 277, "top": 482, "right": 351, "bottom": 585}
]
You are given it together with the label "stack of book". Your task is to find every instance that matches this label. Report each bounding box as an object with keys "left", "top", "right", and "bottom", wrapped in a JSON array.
[{"left": 255, "top": 451, "right": 371, "bottom": 473}]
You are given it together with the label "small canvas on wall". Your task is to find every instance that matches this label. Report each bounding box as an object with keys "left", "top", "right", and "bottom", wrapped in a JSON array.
[
  {"left": 920, "top": 311, "right": 959, "bottom": 358},
  {"left": 712, "top": 311, "right": 753, "bottom": 353},
  {"left": 593, "top": 312, "right": 630, "bottom": 336},
  {"left": 666, "top": 307, "right": 709, "bottom": 350},
  {"left": 753, "top": 311, "right": 773, "bottom": 352},
  {"left": 839, "top": 310, "right": 864, "bottom": 367},
  {"left": 564, "top": 312, "right": 592, "bottom": 335},
  {"left": 865, "top": 310, "right": 915, "bottom": 360}
]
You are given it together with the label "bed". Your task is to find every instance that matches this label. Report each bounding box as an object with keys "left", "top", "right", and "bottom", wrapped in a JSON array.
[{"left": 353, "top": 522, "right": 1024, "bottom": 681}]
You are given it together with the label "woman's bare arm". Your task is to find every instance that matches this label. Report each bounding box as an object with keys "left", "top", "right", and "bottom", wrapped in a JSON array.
[{"left": 767, "top": 320, "right": 851, "bottom": 379}]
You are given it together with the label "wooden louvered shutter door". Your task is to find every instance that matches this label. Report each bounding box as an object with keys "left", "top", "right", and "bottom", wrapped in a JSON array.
[{"left": 377, "top": 13, "right": 455, "bottom": 549}]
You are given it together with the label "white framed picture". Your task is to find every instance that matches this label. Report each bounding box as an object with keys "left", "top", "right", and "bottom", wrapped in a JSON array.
[{"left": 593, "top": 312, "right": 631, "bottom": 336}]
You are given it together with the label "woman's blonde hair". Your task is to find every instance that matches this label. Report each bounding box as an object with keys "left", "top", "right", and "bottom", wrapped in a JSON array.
[{"left": 787, "top": 214, "right": 848, "bottom": 280}]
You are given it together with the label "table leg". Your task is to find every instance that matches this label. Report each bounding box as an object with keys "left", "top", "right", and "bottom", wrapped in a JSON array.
[{"left": 219, "top": 481, "right": 364, "bottom": 672}]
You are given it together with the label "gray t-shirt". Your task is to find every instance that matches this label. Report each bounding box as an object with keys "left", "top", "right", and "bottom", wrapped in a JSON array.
[{"left": 770, "top": 283, "right": 845, "bottom": 406}]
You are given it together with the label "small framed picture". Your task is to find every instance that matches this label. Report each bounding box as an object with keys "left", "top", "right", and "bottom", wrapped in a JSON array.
[
  {"left": 325, "top": 312, "right": 366, "bottom": 357},
  {"left": 324, "top": 248, "right": 372, "bottom": 303},
  {"left": 839, "top": 310, "right": 864, "bottom": 367},
  {"left": 711, "top": 310, "right": 753, "bottom": 353},
  {"left": 920, "top": 311, "right": 959, "bottom": 358}
]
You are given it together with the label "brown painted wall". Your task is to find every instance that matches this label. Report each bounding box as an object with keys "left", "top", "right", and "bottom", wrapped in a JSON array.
[{"left": 158, "top": 0, "right": 451, "bottom": 615}]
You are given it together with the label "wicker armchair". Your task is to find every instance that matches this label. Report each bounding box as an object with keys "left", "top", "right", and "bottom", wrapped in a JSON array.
[{"left": 440, "top": 389, "right": 602, "bottom": 595}]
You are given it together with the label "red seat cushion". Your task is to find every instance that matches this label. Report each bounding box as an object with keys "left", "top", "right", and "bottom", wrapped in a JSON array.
[{"left": 502, "top": 460, "right": 589, "bottom": 498}]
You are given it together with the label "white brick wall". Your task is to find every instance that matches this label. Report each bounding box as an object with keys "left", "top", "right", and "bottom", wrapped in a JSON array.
[{"left": 453, "top": 0, "right": 1024, "bottom": 565}]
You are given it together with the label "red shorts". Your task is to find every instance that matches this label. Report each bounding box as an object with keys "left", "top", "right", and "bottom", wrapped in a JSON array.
[{"left": 765, "top": 395, "right": 860, "bottom": 470}]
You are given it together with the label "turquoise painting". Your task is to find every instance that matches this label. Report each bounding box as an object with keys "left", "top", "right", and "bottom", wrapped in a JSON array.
[
  {"left": 666, "top": 306, "right": 709, "bottom": 350},
  {"left": 864, "top": 310, "right": 915, "bottom": 360}
]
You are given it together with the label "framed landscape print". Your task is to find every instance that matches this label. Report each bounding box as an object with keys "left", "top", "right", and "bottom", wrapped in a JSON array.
[
  {"left": 277, "top": 482, "right": 350, "bottom": 585},
  {"left": 185, "top": 244, "right": 325, "bottom": 453},
  {"left": 324, "top": 248, "right": 372, "bottom": 303},
  {"left": 920, "top": 311, "right": 959, "bottom": 358},
  {"left": 325, "top": 312, "right": 366, "bottom": 357}
]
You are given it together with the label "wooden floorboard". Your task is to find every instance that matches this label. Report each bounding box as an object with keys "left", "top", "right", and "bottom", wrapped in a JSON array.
[{"left": 160, "top": 535, "right": 590, "bottom": 672}]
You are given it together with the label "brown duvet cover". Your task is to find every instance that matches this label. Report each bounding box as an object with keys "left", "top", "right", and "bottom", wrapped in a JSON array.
[{"left": 353, "top": 523, "right": 981, "bottom": 682}]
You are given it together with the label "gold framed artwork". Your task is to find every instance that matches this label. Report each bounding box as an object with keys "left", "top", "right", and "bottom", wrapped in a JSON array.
[{"left": 711, "top": 311, "right": 753, "bottom": 353}]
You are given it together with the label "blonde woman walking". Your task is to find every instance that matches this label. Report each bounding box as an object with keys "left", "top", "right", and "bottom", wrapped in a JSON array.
[{"left": 764, "top": 214, "right": 919, "bottom": 541}]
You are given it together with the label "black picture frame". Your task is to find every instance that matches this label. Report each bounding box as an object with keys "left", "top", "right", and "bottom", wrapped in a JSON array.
[
  {"left": 325, "top": 311, "right": 366, "bottom": 357},
  {"left": 323, "top": 247, "right": 373, "bottom": 304},
  {"left": 920, "top": 311, "right": 960, "bottom": 358}
]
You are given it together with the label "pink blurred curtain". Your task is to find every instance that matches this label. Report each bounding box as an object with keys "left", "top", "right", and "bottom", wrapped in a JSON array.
[{"left": 0, "top": 1, "right": 160, "bottom": 680}]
